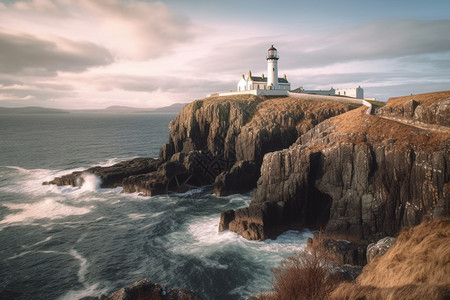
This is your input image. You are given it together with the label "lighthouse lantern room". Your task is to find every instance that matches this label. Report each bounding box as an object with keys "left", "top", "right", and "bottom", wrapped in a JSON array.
[{"left": 266, "top": 45, "right": 279, "bottom": 90}]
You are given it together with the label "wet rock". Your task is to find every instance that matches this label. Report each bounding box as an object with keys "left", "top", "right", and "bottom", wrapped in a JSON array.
[
  {"left": 366, "top": 236, "right": 397, "bottom": 264},
  {"left": 43, "top": 158, "right": 161, "bottom": 188},
  {"left": 307, "top": 235, "right": 367, "bottom": 266},
  {"left": 121, "top": 161, "right": 191, "bottom": 196},
  {"left": 329, "top": 264, "right": 363, "bottom": 282},
  {"left": 105, "top": 279, "right": 163, "bottom": 300},
  {"left": 105, "top": 279, "right": 204, "bottom": 300},
  {"left": 214, "top": 160, "right": 260, "bottom": 196}
]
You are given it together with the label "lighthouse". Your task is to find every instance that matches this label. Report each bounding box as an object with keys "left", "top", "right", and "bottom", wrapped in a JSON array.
[{"left": 266, "top": 45, "right": 279, "bottom": 90}]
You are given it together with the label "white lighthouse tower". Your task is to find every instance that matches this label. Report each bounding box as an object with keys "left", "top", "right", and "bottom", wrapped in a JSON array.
[{"left": 266, "top": 45, "right": 279, "bottom": 90}]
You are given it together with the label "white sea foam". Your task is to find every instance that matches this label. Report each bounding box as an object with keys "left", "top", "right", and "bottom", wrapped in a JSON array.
[
  {"left": 128, "top": 213, "right": 147, "bottom": 220},
  {"left": 170, "top": 215, "right": 312, "bottom": 266},
  {"left": 79, "top": 173, "right": 102, "bottom": 192},
  {"left": 0, "top": 198, "right": 91, "bottom": 225},
  {"left": 58, "top": 249, "right": 108, "bottom": 300},
  {"left": 70, "top": 249, "right": 88, "bottom": 283},
  {"left": 8, "top": 250, "right": 62, "bottom": 260},
  {"left": 58, "top": 283, "right": 107, "bottom": 300},
  {"left": 95, "top": 157, "right": 121, "bottom": 168},
  {"left": 2, "top": 165, "right": 84, "bottom": 197},
  {"left": 22, "top": 236, "right": 52, "bottom": 249}
]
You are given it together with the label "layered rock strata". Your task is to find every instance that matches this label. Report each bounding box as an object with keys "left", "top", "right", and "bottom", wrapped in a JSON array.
[
  {"left": 103, "top": 279, "right": 204, "bottom": 300},
  {"left": 45, "top": 95, "right": 358, "bottom": 197},
  {"left": 220, "top": 92, "right": 450, "bottom": 243}
]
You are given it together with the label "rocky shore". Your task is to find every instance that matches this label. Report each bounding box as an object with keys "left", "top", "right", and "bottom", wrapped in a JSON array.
[
  {"left": 45, "top": 94, "right": 359, "bottom": 198},
  {"left": 220, "top": 91, "right": 450, "bottom": 245},
  {"left": 44, "top": 91, "right": 449, "bottom": 298},
  {"left": 45, "top": 91, "right": 449, "bottom": 244}
]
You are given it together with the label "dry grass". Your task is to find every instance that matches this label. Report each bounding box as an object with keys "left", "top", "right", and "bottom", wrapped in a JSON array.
[
  {"left": 385, "top": 90, "right": 450, "bottom": 108},
  {"left": 260, "top": 249, "right": 343, "bottom": 300},
  {"left": 331, "top": 282, "right": 450, "bottom": 300},
  {"left": 257, "top": 219, "right": 450, "bottom": 300},
  {"left": 327, "top": 106, "right": 450, "bottom": 151},
  {"left": 329, "top": 218, "right": 450, "bottom": 300}
]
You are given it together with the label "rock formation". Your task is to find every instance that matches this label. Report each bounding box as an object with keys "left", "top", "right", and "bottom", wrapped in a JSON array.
[
  {"left": 366, "top": 236, "right": 397, "bottom": 264},
  {"left": 377, "top": 91, "right": 450, "bottom": 128},
  {"left": 103, "top": 279, "right": 204, "bottom": 300},
  {"left": 43, "top": 158, "right": 161, "bottom": 188},
  {"left": 44, "top": 91, "right": 449, "bottom": 248},
  {"left": 45, "top": 95, "right": 358, "bottom": 197},
  {"left": 220, "top": 91, "right": 450, "bottom": 243}
]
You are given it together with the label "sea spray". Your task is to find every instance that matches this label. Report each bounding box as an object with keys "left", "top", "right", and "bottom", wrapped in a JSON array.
[{"left": 78, "top": 173, "right": 102, "bottom": 192}]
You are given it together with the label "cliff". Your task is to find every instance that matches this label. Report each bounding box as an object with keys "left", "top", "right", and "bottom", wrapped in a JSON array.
[
  {"left": 160, "top": 94, "right": 359, "bottom": 195},
  {"left": 220, "top": 91, "right": 450, "bottom": 242},
  {"left": 44, "top": 95, "right": 358, "bottom": 197}
]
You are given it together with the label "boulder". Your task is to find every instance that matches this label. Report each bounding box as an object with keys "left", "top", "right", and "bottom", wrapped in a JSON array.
[
  {"left": 43, "top": 158, "right": 161, "bottom": 188},
  {"left": 306, "top": 235, "right": 367, "bottom": 266},
  {"left": 366, "top": 236, "right": 397, "bottom": 264},
  {"left": 104, "top": 279, "right": 204, "bottom": 300},
  {"left": 214, "top": 160, "right": 260, "bottom": 196}
]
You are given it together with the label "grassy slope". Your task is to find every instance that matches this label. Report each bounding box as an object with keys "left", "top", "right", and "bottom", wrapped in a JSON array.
[
  {"left": 330, "top": 218, "right": 450, "bottom": 300},
  {"left": 385, "top": 90, "right": 450, "bottom": 108}
]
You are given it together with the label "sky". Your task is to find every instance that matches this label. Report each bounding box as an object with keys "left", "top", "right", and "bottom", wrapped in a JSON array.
[{"left": 0, "top": 0, "right": 449, "bottom": 109}]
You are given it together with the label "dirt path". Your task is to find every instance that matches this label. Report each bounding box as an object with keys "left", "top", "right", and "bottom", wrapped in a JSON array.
[{"left": 377, "top": 116, "right": 450, "bottom": 133}]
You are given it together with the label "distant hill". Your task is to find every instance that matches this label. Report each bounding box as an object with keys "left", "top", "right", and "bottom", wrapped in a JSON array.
[
  {"left": 68, "top": 103, "right": 186, "bottom": 114},
  {"left": 148, "top": 103, "right": 186, "bottom": 113},
  {"left": 67, "top": 106, "right": 154, "bottom": 114},
  {"left": 0, "top": 106, "right": 69, "bottom": 114},
  {"left": 0, "top": 103, "right": 187, "bottom": 115}
]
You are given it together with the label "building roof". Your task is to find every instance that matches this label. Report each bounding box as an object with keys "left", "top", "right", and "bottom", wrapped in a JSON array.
[
  {"left": 268, "top": 45, "right": 277, "bottom": 51},
  {"left": 250, "top": 76, "right": 289, "bottom": 84}
]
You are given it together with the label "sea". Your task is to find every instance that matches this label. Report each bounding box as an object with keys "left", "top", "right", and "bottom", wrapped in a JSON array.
[{"left": 0, "top": 113, "right": 312, "bottom": 300}]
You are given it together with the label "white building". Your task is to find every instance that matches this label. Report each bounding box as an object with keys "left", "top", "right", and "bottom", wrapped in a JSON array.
[
  {"left": 335, "top": 87, "right": 364, "bottom": 99},
  {"left": 293, "top": 86, "right": 364, "bottom": 99},
  {"left": 237, "top": 45, "right": 290, "bottom": 92}
]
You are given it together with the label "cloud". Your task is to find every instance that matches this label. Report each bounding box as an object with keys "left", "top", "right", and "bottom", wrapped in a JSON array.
[
  {"left": 0, "top": 78, "right": 77, "bottom": 103},
  {"left": 0, "top": 30, "right": 114, "bottom": 75},
  {"left": 284, "top": 19, "right": 450, "bottom": 67},
  {"left": 75, "top": 0, "right": 196, "bottom": 60},
  {"left": 0, "top": 0, "right": 196, "bottom": 61},
  {"left": 86, "top": 74, "right": 233, "bottom": 96}
]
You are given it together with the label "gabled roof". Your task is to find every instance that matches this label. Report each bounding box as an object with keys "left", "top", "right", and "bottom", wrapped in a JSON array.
[
  {"left": 250, "top": 76, "right": 267, "bottom": 82},
  {"left": 250, "top": 76, "right": 289, "bottom": 84}
]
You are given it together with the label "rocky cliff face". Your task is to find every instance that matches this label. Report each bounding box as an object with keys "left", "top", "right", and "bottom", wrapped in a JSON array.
[
  {"left": 44, "top": 95, "right": 358, "bottom": 197},
  {"left": 221, "top": 92, "right": 450, "bottom": 243},
  {"left": 160, "top": 95, "right": 358, "bottom": 195}
]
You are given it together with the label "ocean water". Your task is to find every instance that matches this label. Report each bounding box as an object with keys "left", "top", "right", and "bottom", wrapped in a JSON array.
[{"left": 0, "top": 113, "right": 312, "bottom": 300}]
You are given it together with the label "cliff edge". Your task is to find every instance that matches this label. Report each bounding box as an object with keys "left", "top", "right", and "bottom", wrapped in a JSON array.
[
  {"left": 220, "top": 91, "right": 450, "bottom": 242},
  {"left": 44, "top": 94, "right": 358, "bottom": 197}
]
